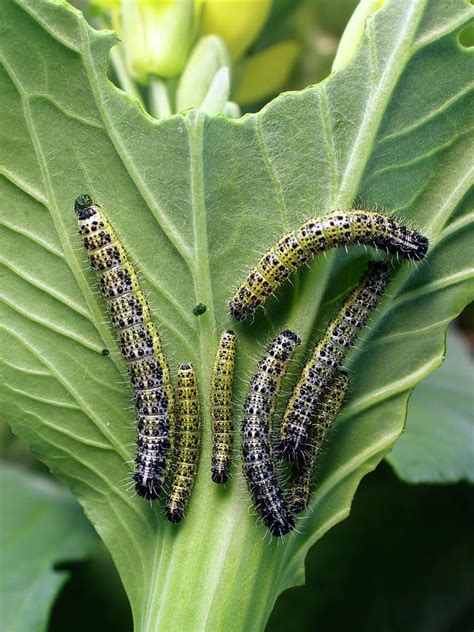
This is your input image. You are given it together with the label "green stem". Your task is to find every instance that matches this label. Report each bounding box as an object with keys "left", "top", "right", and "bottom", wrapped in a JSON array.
[
  {"left": 149, "top": 77, "right": 173, "bottom": 119},
  {"left": 134, "top": 494, "right": 286, "bottom": 631}
]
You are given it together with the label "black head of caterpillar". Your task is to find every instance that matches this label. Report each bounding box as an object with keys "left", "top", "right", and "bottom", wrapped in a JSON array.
[
  {"left": 74, "top": 194, "right": 96, "bottom": 219},
  {"left": 75, "top": 195, "right": 174, "bottom": 501},
  {"left": 228, "top": 209, "right": 428, "bottom": 321},
  {"left": 166, "top": 363, "right": 201, "bottom": 523},
  {"left": 277, "top": 260, "right": 389, "bottom": 465},
  {"left": 381, "top": 222, "right": 428, "bottom": 261},
  {"left": 242, "top": 329, "right": 301, "bottom": 537},
  {"left": 211, "top": 330, "right": 237, "bottom": 484},
  {"left": 288, "top": 371, "right": 349, "bottom": 513}
]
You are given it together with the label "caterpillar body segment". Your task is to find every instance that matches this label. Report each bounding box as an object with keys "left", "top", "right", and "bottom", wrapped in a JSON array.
[
  {"left": 242, "top": 330, "right": 301, "bottom": 537},
  {"left": 166, "top": 363, "right": 201, "bottom": 523},
  {"left": 75, "top": 194, "right": 174, "bottom": 499},
  {"left": 211, "top": 330, "right": 237, "bottom": 484},
  {"left": 288, "top": 371, "right": 349, "bottom": 513},
  {"left": 278, "top": 260, "right": 389, "bottom": 465},
  {"left": 229, "top": 210, "right": 428, "bottom": 321}
]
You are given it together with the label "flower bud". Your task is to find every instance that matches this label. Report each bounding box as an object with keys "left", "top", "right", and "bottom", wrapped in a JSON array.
[
  {"left": 176, "top": 35, "right": 231, "bottom": 111},
  {"left": 234, "top": 40, "right": 300, "bottom": 105},
  {"left": 200, "top": 66, "right": 230, "bottom": 114},
  {"left": 122, "top": 0, "right": 195, "bottom": 82},
  {"left": 91, "top": 0, "right": 120, "bottom": 8},
  {"left": 332, "top": 0, "right": 386, "bottom": 72},
  {"left": 201, "top": 0, "right": 272, "bottom": 61},
  {"left": 223, "top": 101, "right": 241, "bottom": 118}
]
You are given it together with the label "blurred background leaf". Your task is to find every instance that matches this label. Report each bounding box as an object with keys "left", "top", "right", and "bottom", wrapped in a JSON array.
[
  {"left": 0, "top": 463, "right": 98, "bottom": 632},
  {"left": 386, "top": 328, "right": 474, "bottom": 484}
]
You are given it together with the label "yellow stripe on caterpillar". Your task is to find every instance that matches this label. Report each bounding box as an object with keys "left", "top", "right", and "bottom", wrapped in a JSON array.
[
  {"left": 229, "top": 210, "right": 428, "bottom": 321},
  {"left": 166, "top": 363, "right": 201, "bottom": 523},
  {"left": 75, "top": 194, "right": 174, "bottom": 500},
  {"left": 211, "top": 330, "right": 237, "bottom": 484}
]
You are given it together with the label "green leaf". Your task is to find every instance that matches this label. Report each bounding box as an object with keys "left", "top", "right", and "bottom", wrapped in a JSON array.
[
  {"left": 0, "top": 463, "right": 98, "bottom": 632},
  {"left": 387, "top": 329, "right": 474, "bottom": 483},
  {"left": 0, "top": 0, "right": 472, "bottom": 629}
]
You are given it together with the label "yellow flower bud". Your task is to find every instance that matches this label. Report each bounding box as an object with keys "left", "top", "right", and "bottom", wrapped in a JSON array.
[
  {"left": 122, "top": 0, "right": 195, "bottom": 82},
  {"left": 91, "top": 0, "right": 120, "bottom": 8},
  {"left": 201, "top": 0, "right": 272, "bottom": 61},
  {"left": 234, "top": 40, "right": 300, "bottom": 105}
]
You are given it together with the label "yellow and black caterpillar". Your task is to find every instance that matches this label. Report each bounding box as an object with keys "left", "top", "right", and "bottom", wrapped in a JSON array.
[
  {"left": 166, "top": 363, "right": 201, "bottom": 523},
  {"left": 229, "top": 210, "right": 428, "bottom": 321},
  {"left": 278, "top": 260, "right": 389, "bottom": 465},
  {"left": 288, "top": 371, "right": 348, "bottom": 513},
  {"left": 210, "top": 330, "right": 237, "bottom": 484},
  {"left": 242, "top": 330, "right": 301, "bottom": 536},
  {"left": 75, "top": 195, "right": 173, "bottom": 499}
]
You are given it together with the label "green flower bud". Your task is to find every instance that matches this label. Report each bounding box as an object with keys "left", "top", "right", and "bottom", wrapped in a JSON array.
[
  {"left": 200, "top": 66, "right": 230, "bottom": 114},
  {"left": 223, "top": 101, "right": 241, "bottom": 118},
  {"left": 122, "top": 0, "right": 195, "bottom": 82},
  {"left": 332, "top": 0, "right": 386, "bottom": 72},
  {"left": 176, "top": 34, "right": 231, "bottom": 111}
]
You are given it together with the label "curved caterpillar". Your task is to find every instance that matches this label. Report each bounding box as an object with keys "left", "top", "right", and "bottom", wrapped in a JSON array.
[
  {"left": 75, "top": 194, "right": 174, "bottom": 499},
  {"left": 166, "top": 363, "right": 201, "bottom": 523},
  {"left": 229, "top": 210, "right": 428, "bottom": 321},
  {"left": 242, "top": 330, "right": 301, "bottom": 537},
  {"left": 288, "top": 371, "right": 348, "bottom": 513},
  {"left": 278, "top": 260, "right": 389, "bottom": 465},
  {"left": 211, "top": 330, "right": 236, "bottom": 484}
]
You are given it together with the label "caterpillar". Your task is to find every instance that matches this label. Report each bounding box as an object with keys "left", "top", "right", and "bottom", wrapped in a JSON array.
[
  {"left": 229, "top": 210, "right": 428, "bottom": 321},
  {"left": 75, "top": 194, "right": 174, "bottom": 499},
  {"left": 288, "top": 371, "right": 349, "bottom": 513},
  {"left": 211, "top": 330, "right": 237, "bottom": 484},
  {"left": 166, "top": 363, "right": 201, "bottom": 523},
  {"left": 242, "top": 330, "right": 301, "bottom": 537},
  {"left": 277, "top": 260, "right": 389, "bottom": 465}
]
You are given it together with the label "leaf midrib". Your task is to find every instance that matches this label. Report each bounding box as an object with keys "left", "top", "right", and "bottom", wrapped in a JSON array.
[{"left": 335, "top": 0, "right": 428, "bottom": 205}]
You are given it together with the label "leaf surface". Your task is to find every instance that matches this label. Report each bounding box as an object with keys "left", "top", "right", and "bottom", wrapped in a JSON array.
[{"left": 0, "top": 0, "right": 473, "bottom": 629}]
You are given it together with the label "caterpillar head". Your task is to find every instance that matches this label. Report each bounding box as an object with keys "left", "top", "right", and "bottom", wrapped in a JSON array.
[
  {"left": 387, "top": 226, "right": 429, "bottom": 261},
  {"left": 74, "top": 194, "right": 96, "bottom": 220}
]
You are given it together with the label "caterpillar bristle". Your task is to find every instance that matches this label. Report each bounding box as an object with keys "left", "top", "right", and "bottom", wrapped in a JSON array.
[
  {"left": 278, "top": 261, "right": 389, "bottom": 466},
  {"left": 242, "top": 330, "right": 300, "bottom": 537},
  {"left": 210, "top": 330, "right": 237, "bottom": 484},
  {"left": 75, "top": 196, "right": 174, "bottom": 499},
  {"left": 229, "top": 210, "right": 428, "bottom": 321},
  {"left": 166, "top": 363, "right": 201, "bottom": 523}
]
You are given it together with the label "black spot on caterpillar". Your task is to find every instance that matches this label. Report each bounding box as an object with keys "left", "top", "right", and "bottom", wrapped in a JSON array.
[
  {"left": 242, "top": 330, "right": 301, "bottom": 537},
  {"left": 166, "top": 363, "right": 201, "bottom": 523},
  {"left": 277, "top": 260, "right": 389, "bottom": 465},
  {"left": 288, "top": 371, "right": 349, "bottom": 513},
  {"left": 211, "top": 330, "right": 236, "bottom": 484},
  {"left": 229, "top": 210, "right": 428, "bottom": 321},
  {"left": 192, "top": 303, "right": 207, "bottom": 316},
  {"left": 75, "top": 194, "right": 174, "bottom": 500}
]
